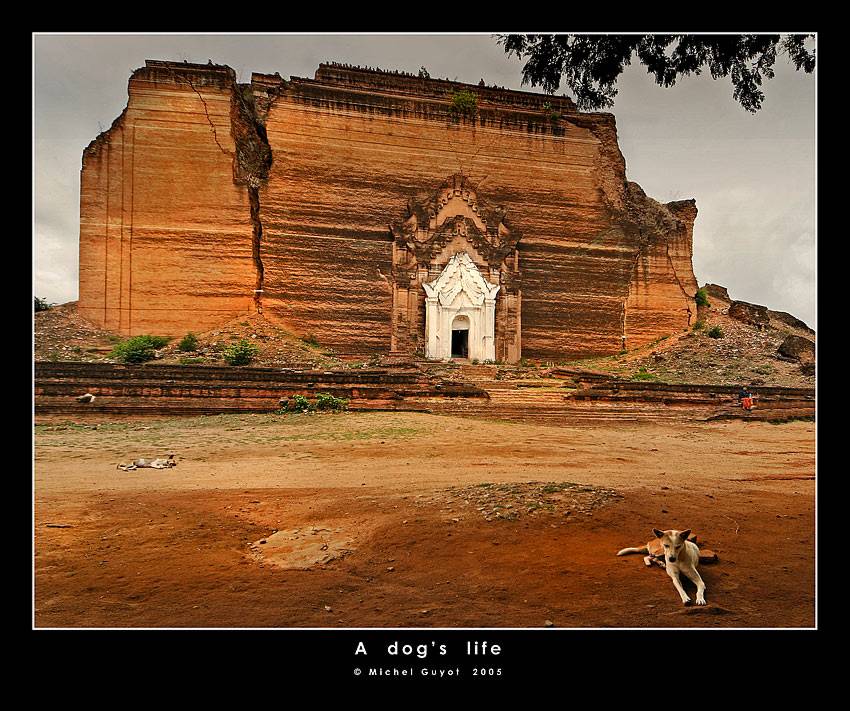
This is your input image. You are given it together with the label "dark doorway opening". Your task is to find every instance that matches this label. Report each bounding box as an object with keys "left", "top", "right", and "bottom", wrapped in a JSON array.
[{"left": 451, "top": 329, "right": 469, "bottom": 359}]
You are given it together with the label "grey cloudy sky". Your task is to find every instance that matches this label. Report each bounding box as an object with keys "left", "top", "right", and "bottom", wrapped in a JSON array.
[{"left": 33, "top": 33, "right": 816, "bottom": 328}]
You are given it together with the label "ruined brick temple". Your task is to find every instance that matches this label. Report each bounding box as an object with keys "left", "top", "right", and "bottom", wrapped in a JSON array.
[{"left": 78, "top": 60, "right": 700, "bottom": 363}]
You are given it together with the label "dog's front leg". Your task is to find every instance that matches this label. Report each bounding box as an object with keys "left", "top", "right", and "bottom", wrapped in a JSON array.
[
  {"left": 666, "top": 567, "right": 692, "bottom": 605},
  {"left": 682, "top": 566, "right": 707, "bottom": 605}
]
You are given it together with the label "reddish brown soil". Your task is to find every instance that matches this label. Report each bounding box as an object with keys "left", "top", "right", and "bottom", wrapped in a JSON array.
[{"left": 34, "top": 412, "right": 815, "bottom": 628}]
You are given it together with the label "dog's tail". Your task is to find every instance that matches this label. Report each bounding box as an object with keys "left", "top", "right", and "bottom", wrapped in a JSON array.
[{"left": 616, "top": 546, "right": 648, "bottom": 556}]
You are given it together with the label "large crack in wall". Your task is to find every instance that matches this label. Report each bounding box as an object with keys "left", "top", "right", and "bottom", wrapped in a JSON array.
[
  {"left": 248, "top": 186, "right": 265, "bottom": 313},
  {"left": 230, "top": 83, "right": 273, "bottom": 314},
  {"left": 185, "top": 79, "right": 229, "bottom": 156},
  {"left": 167, "top": 66, "right": 273, "bottom": 314}
]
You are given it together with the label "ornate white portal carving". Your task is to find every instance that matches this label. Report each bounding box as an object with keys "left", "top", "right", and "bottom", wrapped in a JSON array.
[{"left": 422, "top": 252, "right": 500, "bottom": 361}]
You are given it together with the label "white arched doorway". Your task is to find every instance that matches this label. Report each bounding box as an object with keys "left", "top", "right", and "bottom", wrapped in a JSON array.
[
  {"left": 422, "top": 252, "right": 500, "bottom": 361},
  {"left": 451, "top": 314, "right": 470, "bottom": 358}
]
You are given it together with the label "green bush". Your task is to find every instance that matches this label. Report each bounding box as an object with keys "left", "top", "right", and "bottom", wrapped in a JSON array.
[
  {"left": 301, "top": 333, "right": 320, "bottom": 348},
  {"left": 279, "top": 393, "right": 349, "bottom": 414},
  {"left": 35, "top": 297, "right": 52, "bottom": 312},
  {"left": 223, "top": 339, "right": 260, "bottom": 366},
  {"left": 178, "top": 332, "right": 199, "bottom": 352},
  {"left": 692, "top": 320, "right": 705, "bottom": 331},
  {"left": 707, "top": 326, "right": 724, "bottom": 339},
  {"left": 315, "top": 393, "right": 349, "bottom": 412},
  {"left": 282, "top": 394, "right": 313, "bottom": 413},
  {"left": 110, "top": 335, "right": 170, "bottom": 363},
  {"left": 449, "top": 90, "right": 478, "bottom": 118},
  {"left": 542, "top": 101, "right": 561, "bottom": 122},
  {"left": 695, "top": 288, "right": 710, "bottom": 308}
]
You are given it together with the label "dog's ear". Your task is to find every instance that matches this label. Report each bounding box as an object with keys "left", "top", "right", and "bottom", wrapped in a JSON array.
[
  {"left": 652, "top": 528, "right": 664, "bottom": 539},
  {"left": 679, "top": 529, "right": 691, "bottom": 542}
]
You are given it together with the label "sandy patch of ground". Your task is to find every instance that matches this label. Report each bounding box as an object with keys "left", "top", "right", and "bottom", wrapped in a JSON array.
[{"left": 248, "top": 526, "right": 355, "bottom": 569}]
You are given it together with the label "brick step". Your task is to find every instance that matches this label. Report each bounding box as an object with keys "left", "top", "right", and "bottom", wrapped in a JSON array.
[
  {"left": 34, "top": 361, "right": 814, "bottom": 424},
  {"left": 35, "top": 362, "right": 425, "bottom": 386}
]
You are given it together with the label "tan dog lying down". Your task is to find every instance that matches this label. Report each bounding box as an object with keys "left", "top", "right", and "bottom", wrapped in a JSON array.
[
  {"left": 618, "top": 531, "right": 717, "bottom": 568},
  {"left": 618, "top": 529, "right": 716, "bottom": 606},
  {"left": 117, "top": 454, "right": 176, "bottom": 471}
]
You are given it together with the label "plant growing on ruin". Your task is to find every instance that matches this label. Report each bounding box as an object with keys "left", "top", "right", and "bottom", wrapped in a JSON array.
[
  {"left": 110, "top": 335, "right": 170, "bottom": 363},
  {"left": 449, "top": 90, "right": 478, "bottom": 119},
  {"left": 542, "top": 101, "right": 561, "bottom": 122},
  {"left": 178, "top": 332, "right": 199, "bottom": 352},
  {"left": 695, "top": 288, "right": 710, "bottom": 308},
  {"left": 418, "top": 66, "right": 430, "bottom": 79},
  {"left": 281, "top": 394, "right": 314, "bottom": 413},
  {"left": 707, "top": 326, "right": 724, "bottom": 339},
  {"left": 315, "top": 393, "right": 349, "bottom": 412},
  {"left": 223, "top": 339, "right": 260, "bottom": 366}
]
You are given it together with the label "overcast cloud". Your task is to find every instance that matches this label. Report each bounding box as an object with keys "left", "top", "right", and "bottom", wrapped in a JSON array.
[{"left": 33, "top": 33, "right": 816, "bottom": 328}]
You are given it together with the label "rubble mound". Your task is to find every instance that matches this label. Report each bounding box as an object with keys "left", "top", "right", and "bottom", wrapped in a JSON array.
[
  {"left": 569, "top": 284, "right": 815, "bottom": 387},
  {"left": 34, "top": 302, "right": 122, "bottom": 362},
  {"left": 777, "top": 335, "right": 815, "bottom": 363},
  {"left": 35, "top": 305, "right": 351, "bottom": 369},
  {"left": 702, "top": 283, "right": 730, "bottom": 301},
  {"left": 155, "top": 312, "right": 346, "bottom": 369},
  {"left": 416, "top": 481, "right": 623, "bottom": 522},
  {"left": 768, "top": 310, "right": 814, "bottom": 335},
  {"left": 728, "top": 301, "right": 770, "bottom": 327}
]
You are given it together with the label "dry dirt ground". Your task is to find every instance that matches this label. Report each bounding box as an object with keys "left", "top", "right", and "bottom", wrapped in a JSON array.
[
  {"left": 34, "top": 411, "right": 815, "bottom": 628},
  {"left": 35, "top": 413, "right": 815, "bottom": 627}
]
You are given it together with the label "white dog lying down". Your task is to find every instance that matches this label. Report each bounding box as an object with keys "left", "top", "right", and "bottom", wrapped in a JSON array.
[
  {"left": 117, "top": 454, "right": 176, "bottom": 471},
  {"left": 617, "top": 528, "right": 707, "bottom": 606}
]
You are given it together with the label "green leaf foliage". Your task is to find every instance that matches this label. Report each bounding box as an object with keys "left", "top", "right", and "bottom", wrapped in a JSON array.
[
  {"left": 497, "top": 34, "right": 815, "bottom": 113},
  {"left": 222, "top": 339, "right": 260, "bottom": 366},
  {"left": 178, "top": 332, "right": 199, "bottom": 352},
  {"left": 110, "top": 335, "right": 170, "bottom": 363}
]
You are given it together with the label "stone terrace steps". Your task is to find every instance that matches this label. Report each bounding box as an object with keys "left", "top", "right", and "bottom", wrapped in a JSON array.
[
  {"left": 35, "top": 361, "right": 426, "bottom": 385},
  {"left": 34, "top": 361, "right": 484, "bottom": 417},
  {"left": 34, "top": 361, "right": 814, "bottom": 424},
  {"left": 424, "top": 377, "right": 814, "bottom": 425}
]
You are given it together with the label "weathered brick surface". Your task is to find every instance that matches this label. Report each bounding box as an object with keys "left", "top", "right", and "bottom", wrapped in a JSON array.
[
  {"left": 79, "top": 61, "right": 700, "bottom": 361},
  {"left": 79, "top": 62, "right": 257, "bottom": 337}
]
